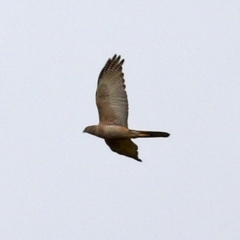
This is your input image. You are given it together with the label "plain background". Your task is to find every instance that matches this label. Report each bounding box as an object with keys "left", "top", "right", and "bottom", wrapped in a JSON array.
[{"left": 0, "top": 1, "right": 239, "bottom": 239}]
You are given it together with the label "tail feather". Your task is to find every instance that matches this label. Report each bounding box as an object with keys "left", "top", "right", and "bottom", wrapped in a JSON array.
[{"left": 137, "top": 130, "right": 170, "bottom": 138}]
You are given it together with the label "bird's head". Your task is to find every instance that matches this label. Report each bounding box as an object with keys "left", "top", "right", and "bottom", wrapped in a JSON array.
[
  {"left": 83, "top": 126, "right": 89, "bottom": 133},
  {"left": 83, "top": 125, "right": 97, "bottom": 135}
]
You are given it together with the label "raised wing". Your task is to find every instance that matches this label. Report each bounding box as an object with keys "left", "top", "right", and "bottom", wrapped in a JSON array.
[
  {"left": 96, "top": 55, "right": 128, "bottom": 127},
  {"left": 105, "top": 138, "right": 141, "bottom": 161}
]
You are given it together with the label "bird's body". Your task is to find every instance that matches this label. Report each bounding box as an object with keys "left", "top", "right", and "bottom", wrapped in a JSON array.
[
  {"left": 83, "top": 55, "right": 170, "bottom": 162},
  {"left": 84, "top": 125, "right": 169, "bottom": 139},
  {"left": 84, "top": 125, "right": 133, "bottom": 139}
]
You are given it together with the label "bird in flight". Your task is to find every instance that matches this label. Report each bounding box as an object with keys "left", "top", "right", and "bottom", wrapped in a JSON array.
[{"left": 83, "top": 55, "right": 170, "bottom": 162}]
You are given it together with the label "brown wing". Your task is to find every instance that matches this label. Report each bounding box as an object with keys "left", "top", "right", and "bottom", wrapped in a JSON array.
[
  {"left": 105, "top": 138, "right": 141, "bottom": 162},
  {"left": 96, "top": 55, "right": 128, "bottom": 127}
]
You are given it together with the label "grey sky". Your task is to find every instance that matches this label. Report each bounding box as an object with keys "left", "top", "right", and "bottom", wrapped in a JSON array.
[{"left": 0, "top": 1, "right": 239, "bottom": 239}]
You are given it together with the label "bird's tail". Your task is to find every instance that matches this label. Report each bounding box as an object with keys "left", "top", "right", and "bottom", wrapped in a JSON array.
[{"left": 132, "top": 130, "right": 170, "bottom": 138}]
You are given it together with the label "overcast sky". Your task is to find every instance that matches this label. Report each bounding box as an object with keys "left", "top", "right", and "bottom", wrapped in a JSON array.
[{"left": 1, "top": 1, "right": 240, "bottom": 239}]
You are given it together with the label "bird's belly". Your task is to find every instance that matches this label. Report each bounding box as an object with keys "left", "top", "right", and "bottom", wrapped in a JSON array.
[{"left": 99, "top": 125, "right": 130, "bottom": 139}]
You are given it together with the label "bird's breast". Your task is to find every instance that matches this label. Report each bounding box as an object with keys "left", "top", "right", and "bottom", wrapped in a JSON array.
[{"left": 98, "top": 125, "right": 130, "bottom": 139}]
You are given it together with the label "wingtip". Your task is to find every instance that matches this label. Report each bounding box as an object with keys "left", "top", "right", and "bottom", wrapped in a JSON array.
[
  {"left": 111, "top": 54, "right": 124, "bottom": 63},
  {"left": 112, "top": 54, "right": 117, "bottom": 60}
]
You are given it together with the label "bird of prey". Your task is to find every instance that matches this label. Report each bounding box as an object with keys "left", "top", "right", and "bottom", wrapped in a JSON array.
[{"left": 83, "top": 55, "right": 170, "bottom": 162}]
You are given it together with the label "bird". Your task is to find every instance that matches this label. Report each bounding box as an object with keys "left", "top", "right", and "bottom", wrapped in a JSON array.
[{"left": 83, "top": 55, "right": 170, "bottom": 162}]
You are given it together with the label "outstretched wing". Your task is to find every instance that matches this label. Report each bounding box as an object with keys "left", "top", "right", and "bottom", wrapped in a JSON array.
[
  {"left": 96, "top": 55, "right": 128, "bottom": 127},
  {"left": 105, "top": 138, "right": 141, "bottom": 162}
]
